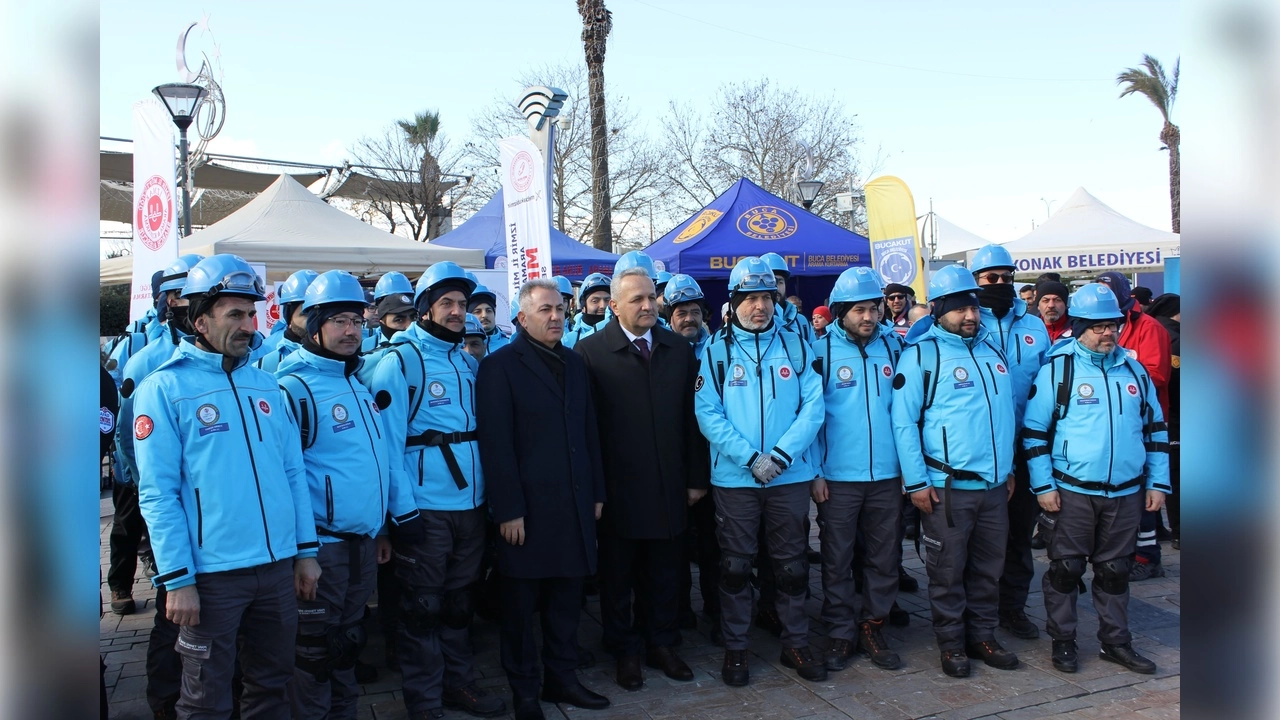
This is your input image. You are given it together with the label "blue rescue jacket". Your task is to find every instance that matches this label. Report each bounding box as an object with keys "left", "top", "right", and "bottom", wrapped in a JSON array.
[
  {"left": 813, "top": 324, "right": 904, "bottom": 482},
  {"left": 891, "top": 322, "right": 1016, "bottom": 493},
  {"left": 133, "top": 340, "right": 318, "bottom": 590},
  {"left": 256, "top": 332, "right": 302, "bottom": 374},
  {"left": 563, "top": 316, "right": 604, "bottom": 349},
  {"left": 1022, "top": 340, "right": 1172, "bottom": 498},
  {"left": 776, "top": 301, "right": 814, "bottom": 345},
  {"left": 104, "top": 309, "right": 163, "bottom": 386},
  {"left": 978, "top": 298, "right": 1049, "bottom": 427},
  {"left": 364, "top": 322, "right": 485, "bottom": 511},
  {"left": 485, "top": 327, "right": 511, "bottom": 353},
  {"left": 361, "top": 325, "right": 400, "bottom": 354},
  {"left": 277, "top": 348, "right": 418, "bottom": 541},
  {"left": 694, "top": 322, "right": 824, "bottom": 489},
  {"left": 116, "top": 327, "right": 186, "bottom": 484}
]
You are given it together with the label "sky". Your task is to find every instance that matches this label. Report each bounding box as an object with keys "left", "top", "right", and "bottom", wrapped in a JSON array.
[{"left": 100, "top": 0, "right": 1181, "bottom": 243}]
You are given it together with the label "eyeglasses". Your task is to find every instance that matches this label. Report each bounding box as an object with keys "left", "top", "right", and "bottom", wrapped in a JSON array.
[
  {"left": 325, "top": 315, "right": 367, "bottom": 331},
  {"left": 1087, "top": 322, "right": 1119, "bottom": 334},
  {"left": 734, "top": 271, "right": 777, "bottom": 293},
  {"left": 885, "top": 293, "right": 908, "bottom": 301},
  {"left": 978, "top": 272, "right": 1015, "bottom": 284},
  {"left": 209, "top": 270, "right": 266, "bottom": 297},
  {"left": 665, "top": 286, "right": 704, "bottom": 304}
]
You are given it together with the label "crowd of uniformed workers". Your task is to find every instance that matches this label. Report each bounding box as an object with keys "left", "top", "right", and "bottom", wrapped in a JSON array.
[{"left": 99, "top": 243, "right": 1177, "bottom": 720}]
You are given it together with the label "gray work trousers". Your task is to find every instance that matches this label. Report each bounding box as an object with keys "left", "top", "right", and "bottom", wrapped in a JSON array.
[
  {"left": 918, "top": 484, "right": 1008, "bottom": 652},
  {"left": 290, "top": 537, "right": 377, "bottom": 720},
  {"left": 714, "top": 483, "right": 810, "bottom": 650},
  {"left": 817, "top": 478, "right": 901, "bottom": 639},
  {"left": 1041, "top": 490, "right": 1142, "bottom": 644},
  {"left": 173, "top": 559, "right": 297, "bottom": 720},
  {"left": 395, "top": 507, "right": 486, "bottom": 714}
]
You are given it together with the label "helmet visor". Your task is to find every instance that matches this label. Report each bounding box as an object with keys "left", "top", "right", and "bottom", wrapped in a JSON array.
[
  {"left": 210, "top": 270, "right": 266, "bottom": 298},
  {"left": 734, "top": 271, "right": 776, "bottom": 294},
  {"left": 666, "top": 285, "right": 703, "bottom": 304}
]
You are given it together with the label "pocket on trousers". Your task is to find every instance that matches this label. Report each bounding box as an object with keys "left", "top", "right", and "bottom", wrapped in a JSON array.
[
  {"left": 920, "top": 532, "right": 944, "bottom": 569},
  {"left": 296, "top": 599, "right": 329, "bottom": 635},
  {"left": 176, "top": 628, "right": 214, "bottom": 699}
]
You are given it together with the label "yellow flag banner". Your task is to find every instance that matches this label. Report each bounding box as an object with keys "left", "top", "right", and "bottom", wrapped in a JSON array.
[{"left": 864, "top": 176, "right": 927, "bottom": 298}]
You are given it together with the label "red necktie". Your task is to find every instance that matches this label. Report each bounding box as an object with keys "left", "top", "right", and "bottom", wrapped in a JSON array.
[{"left": 633, "top": 337, "right": 651, "bottom": 362}]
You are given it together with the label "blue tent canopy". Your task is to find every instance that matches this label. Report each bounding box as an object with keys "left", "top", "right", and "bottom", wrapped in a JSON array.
[
  {"left": 644, "top": 177, "right": 870, "bottom": 278},
  {"left": 433, "top": 191, "right": 620, "bottom": 281}
]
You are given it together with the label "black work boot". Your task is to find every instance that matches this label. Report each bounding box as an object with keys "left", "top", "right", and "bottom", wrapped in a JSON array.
[
  {"left": 721, "top": 649, "right": 749, "bottom": 686},
  {"left": 444, "top": 683, "right": 507, "bottom": 717},
  {"left": 1051, "top": 639, "right": 1078, "bottom": 673},
  {"left": 824, "top": 638, "right": 855, "bottom": 671},
  {"left": 779, "top": 646, "right": 828, "bottom": 682},
  {"left": 998, "top": 609, "right": 1040, "bottom": 639},
  {"left": 1099, "top": 643, "right": 1157, "bottom": 674},
  {"left": 965, "top": 639, "right": 1019, "bottom": 670},
  {"left": 753, "top": 607, "right": 783, "bottom": 637},
  {"left": 858, "top": 619, "right": 901, "bottom": 669},
  {"left": 940, "top": 649, "right": 970, "bottom": 678}
]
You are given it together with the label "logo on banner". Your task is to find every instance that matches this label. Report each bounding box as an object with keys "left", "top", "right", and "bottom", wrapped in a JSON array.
[
  {"left": 737, "top": 206, "right": 797, "bottom": 241},
  {"left": 877, "top": 247, "right": 916, "bottom": 285},
  {"left": 674, "top": 209, "right": 723, "bottom": 243},
  {"left": 135, "top": 175, "right": 174, "bottom": 251},
  {"left": 510, "top": 151, "right": 535, "bottom": 193},
  {"left": 265, "top": 290, "right": 280, "bottom": 326}
]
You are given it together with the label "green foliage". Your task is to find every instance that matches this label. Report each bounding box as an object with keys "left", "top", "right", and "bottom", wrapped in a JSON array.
[{"left": 100, "top": 284, "right": 132, "bottom": 337}]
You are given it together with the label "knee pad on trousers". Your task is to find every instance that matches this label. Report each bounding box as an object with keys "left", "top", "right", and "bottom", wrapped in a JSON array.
[
  {"left": 327, "top": 622, "right": 367, "bottom": 671},
  {"left": 1047, "top": 556, "right": 1088, "bottom": 594},
  {"left": 401, "top": 592, "right": 443, "bottom": 636},
  {"left": 1093, "top": 557, "right": 1132, "bottom": 595},
  {"left": 719, "top": 553, "right": 753, "bottom": 594},
  {"left": 442, "top": 588, "right": 473, "bottom": 630},
  {"left": 773, "top": 555, "right": 809, "bottom": 597}
]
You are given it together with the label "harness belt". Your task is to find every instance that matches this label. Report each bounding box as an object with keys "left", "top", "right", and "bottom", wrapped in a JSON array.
[
  {"left": 923, "top": 455, "right": 988, "bottom": 529},
  {"left": 1051, "top": 469, "right": 1144, "bottom": 494},
  {"left": 406, "top": 429, "right": 479, "bottom": 490},
  {"left": 316, "top": 527, "right": 365, "bottom": 579}
]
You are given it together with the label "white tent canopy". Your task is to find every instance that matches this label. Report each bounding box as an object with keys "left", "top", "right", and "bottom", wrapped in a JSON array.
[
  {"left": 959, "top": 187, "right": 1178, "bottom": 275},
  {"left": 100, "top": 174, "right": 484, "bottom": 284},
  {"left": 928, "top": 215, "right": 993, "bottom": 259}
]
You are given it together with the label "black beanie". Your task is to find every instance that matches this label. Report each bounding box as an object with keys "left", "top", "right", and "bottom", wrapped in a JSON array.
[
  {"left": 931, "top": 290, "right": 979, "bottom": 318},
  {"left": 884, "top": 283, "right": 915, "bottom": 297},
  {"left": 416, "top": 279, "right": 473, "bottom": 317},
  {"left": 150, "top": 270, "right": 165, "bottom": 301},
  {"left": 305, "top": 302, "right": 367, "bottom": 340},
  {"left": 1035, "top": 280, "right": 1070, "bottom": 304}
]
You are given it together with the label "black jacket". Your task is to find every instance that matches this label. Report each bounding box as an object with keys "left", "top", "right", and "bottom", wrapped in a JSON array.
[
  {"left": 575, "top": 319, "right": 709, "bottom": 539},
  {"left": 476, "top": 332, "right": 606, "bottom": 578}
]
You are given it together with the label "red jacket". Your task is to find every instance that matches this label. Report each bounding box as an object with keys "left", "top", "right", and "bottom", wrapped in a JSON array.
[
  {"left": 1118, "top": 310, "right": 1171, "bottom": 417},
  {"left": 1044, "top": 315, "right": 1072, "bottom": 343}
]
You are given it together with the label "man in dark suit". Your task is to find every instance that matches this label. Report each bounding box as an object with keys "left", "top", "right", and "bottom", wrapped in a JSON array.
[
  {"left": 575, "top": 267, "right": 709, "bottom": 692},
  {"left": 475, "top": 278, "right": 610, "bottom": 720}
]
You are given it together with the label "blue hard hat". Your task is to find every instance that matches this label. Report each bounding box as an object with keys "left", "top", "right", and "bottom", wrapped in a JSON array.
[
  {"left": 1069, "top": 283, "right": 1124, "bottom": 321},
  {"left": 663, "top": 274, "right": 704, "bottom": 306},
  {"left": 927, "top": 264, "right": 982, "bottom": 301},
  {"left": 279, "top": 269, "right": 320, "bottom": 304},
  {"left": 373, "top": 271, "right": 413, "bottom": 300},
  {"left": 970, "top": 244, "right": 1016, "bottom": 273},
  {"left": 181, "top": 254, "right": 267, "bottom": 302},
  {"left": 469, "top": 283, "right": 497, "bottom": 310},
  {"left": 414, "top": 261, "right": 477, "bottom": 303},
  {"left": 613, "top": 250, "right": 658, "bottom": 280},
  {"left": 728, "top": 257, "right": 778, "bottom": 296},
  {"left": 578, "top": 273, "right": 611, "bottom": 302},
  {"left": 157, "top": 254, "right": 206, "bottom": 293},
  {"left": 759, "top": 252, "right": 791, "bottom": 278},
  {"left": 655, "top": 271, "right": 673, "bottom": 289},
  {"left": 302, "top": 270, "right": 366, "bottom": 312},
  {"left": 553, "top": 275, "right": 573, "bottom": 298},
  {"left": 830, "top": 267, "right": 885, "bottom": 304},
  {"left": 463, "top": 313, "right": 485, "bottom": 336}
]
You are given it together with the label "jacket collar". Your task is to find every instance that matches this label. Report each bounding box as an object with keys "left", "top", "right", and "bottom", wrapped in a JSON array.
[
  {"left": 279, "top": 346, "right": 358, "bottom": 377},
  {"left": 512, "top": 331, "right": 565, "bottom": 398},
  {"left": 176, "top": 337, "right": 252, "bottom": 372},
  {"left": 926, "top": 319, "right": 991, "bottom": 349}
]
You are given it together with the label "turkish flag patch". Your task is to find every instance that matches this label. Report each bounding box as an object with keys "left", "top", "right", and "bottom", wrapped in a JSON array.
[{"left": 134, "top": 415, "right": 154, "bottom": 440}]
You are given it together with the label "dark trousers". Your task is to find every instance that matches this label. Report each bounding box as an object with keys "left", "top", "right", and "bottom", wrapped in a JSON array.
[
  {"left": 1042, "top": 490, "right": 1142, "bottom": 643},
  {"left": 108, "top": 481, "right": 149, "bottom": 594},
  {"left": 500, "top": 576, "right": 585, "bottom": 700},
  {"left": 291, "top": 538, "right": 377, "bottom": 720},
  {"left": 598, "top": 522, "right": 682, "bottom": 657},
  {"left": 714, "top": 483, "right": 810, "bottom": 650},
  {"left": 817, "top": 479, "right": 901, "bottom": 639},
  {"left": 376, "top": 553, "right": 399, "bottom": 636},
  {"left": 681, "top": 492, "right": 721, "bottom": 618},
  {"left": 147, "top": 587, "right": 182, "bottom": 714},
  {"left": 999, "top": 452, "right": 1038, "bottom": 615},
  {"left": 395, "top": 507, "right": 486, "bottom": 714},
  {"left": 174, "top": 559, "right": 298, "bottom": 720},
  {"left": 919, "top": 484, "right": 1009, "bottom": 651}
]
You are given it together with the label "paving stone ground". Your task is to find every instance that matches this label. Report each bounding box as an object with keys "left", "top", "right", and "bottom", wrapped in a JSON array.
[{"left": 101, "top": 492, "right": 1179, "bottom": 719}]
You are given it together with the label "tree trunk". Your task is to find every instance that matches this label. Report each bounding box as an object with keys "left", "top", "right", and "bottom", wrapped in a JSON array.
[
  {"left": 1162, "top": 121, "right": 1179, "bottom": 233},
  {"left": 586, "top": 57, "right": 613, "bottom": 251}
]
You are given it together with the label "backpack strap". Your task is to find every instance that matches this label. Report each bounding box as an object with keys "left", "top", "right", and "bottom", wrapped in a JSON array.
[
  {"left": 391, "top": 342, "right": 427, "bottom": 422},
  {"left": 915, "top": 338, "right": 941, "bottom": 430},
  {"left": 278, "top": 373, "right": 319, "bottom": 450}
]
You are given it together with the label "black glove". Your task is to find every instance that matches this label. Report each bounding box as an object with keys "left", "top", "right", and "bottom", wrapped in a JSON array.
[{"left": 389, "top": 513, "right": 426, "bottom": 547}]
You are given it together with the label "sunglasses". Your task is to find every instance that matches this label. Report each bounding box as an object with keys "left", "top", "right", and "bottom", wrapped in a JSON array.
[
  {"left": 885, "top": 293, "right": 908, "bottom": 301},
  {"left": 978, "top": 272, "right": 1015, "bottom": 284}
]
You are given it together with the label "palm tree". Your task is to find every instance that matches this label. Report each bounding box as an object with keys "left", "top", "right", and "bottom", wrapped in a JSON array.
[
  {"left": 578, "top": 0, "right": 614, "bottom": 251},
  {"left": 397, "top": 110, "right": 446, "bottom": 239},
  {"left": 1117, "top": 55, "right": 1179, "bottom": 233}
]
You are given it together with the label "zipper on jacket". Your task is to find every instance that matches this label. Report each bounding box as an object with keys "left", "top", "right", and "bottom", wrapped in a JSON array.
[
  {"left": 1102, "top": 367, "right": 1116, "bottom": 483},
  {"left": 347, "top": 377, "right": 387, "bottom": 520},
  {"left": 247, "top": 395, "right": 264, "bottom": 442},
  {"left": 325, "top": 475, "right": 334, "bottom": 524},
  {"left": 942, "top": 426, "right": 950, "bottom": 466},
  {"left": 858, "top": 342, "right": 875, "bottom": 477},
  {"left": 985, "top": 362, "right": 1000, "bottom": 394},
  {"left": 226, "top": 371, "right": 275, "bottom": 562},
  {"left": 967, "top": 346, "right": 1000, "bottom": 483},
  {"left": 1063, "top": 439, "right": 1070, "bottom": 471},
  {"left": 754, "top": 333, "right": 765, "bottom": 453},
  {"left": 195, "top": 488, "right": 203, "bottom": 547},
  {"left": 417, "top": 449, "right": 425, "bottom": 486},
  {"left": 1115, "top": 382, "right": 1124, "bottom": 415}
]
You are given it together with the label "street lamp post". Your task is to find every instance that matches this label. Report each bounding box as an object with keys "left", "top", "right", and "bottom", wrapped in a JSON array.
[
  {"left": 795, "top": 179, "right": 825, "bottom": 210},
  {"left": 152, "top": 82, "right": 208, "bottom": 237}
]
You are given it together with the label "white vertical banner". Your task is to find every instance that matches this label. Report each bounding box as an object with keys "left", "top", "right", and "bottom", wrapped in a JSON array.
[
  {"left": 263, "top": 281, "right": 285, "bottom": 331},
  {"left": 130, "top": 99, "right": 180, "bottom": 322},
  {"left": 499, "top": 135, "right": 552, "bottom": 306},
  {"left": 249, "top": 263, "right": 269, "bottom": 332}
]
